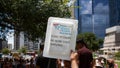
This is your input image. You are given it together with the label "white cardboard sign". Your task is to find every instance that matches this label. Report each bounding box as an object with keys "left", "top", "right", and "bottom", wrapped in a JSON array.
[{"left": 43, "top": 17, "right": 78, "bottom": 60}]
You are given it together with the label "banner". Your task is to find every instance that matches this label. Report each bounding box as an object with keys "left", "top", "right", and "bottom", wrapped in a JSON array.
[{"left": 43, "top": 17, "right": 78, "bottom": 60}]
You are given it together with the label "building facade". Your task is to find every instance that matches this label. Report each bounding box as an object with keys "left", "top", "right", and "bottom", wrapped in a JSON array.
[
  {"left": 0, "top": 39, "right": 8, "bottom": 51},
  {"left": 101, "top": 26, "right": 120, "bottom": 58},
  {"left": 14, "top": 32, "right": 24, "bottom": 50},
  {"left": 74, "top": 0, "right": 109, "bottom": 38},
  {"left": 109, "top": 0, "right": 120, "bottom": 26},
  {"left": 14, "top": 32, "right": 41, "bottom": 51},
  {"left": 8, "top": 44, "right": 12, "bottom": 50}
]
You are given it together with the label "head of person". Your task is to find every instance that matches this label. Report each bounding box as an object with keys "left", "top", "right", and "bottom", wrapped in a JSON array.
[
  {"left": 40, "top": 41, "right": 44, "bottom": 51},
  {"left": 76, "top": 39, "right": 87, "bottom": 50},
  {"left": 108, "top": 59, "right": 114, "bottom": 64}
]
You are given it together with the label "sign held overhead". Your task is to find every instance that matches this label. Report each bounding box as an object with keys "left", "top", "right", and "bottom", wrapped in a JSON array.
[{"left": 43, "top": 17, "right": 78, "bottom": 60}]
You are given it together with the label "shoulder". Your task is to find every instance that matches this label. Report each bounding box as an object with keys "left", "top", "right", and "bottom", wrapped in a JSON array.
[
  {"left": 77, "top": 47, "right": 86, "bottom": 52},
  {"left": 78, "top": 47, "right": 92, "bottom": 53}
]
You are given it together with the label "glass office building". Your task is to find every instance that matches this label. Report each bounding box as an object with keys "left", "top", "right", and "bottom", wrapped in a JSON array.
[
  {"left": 74, "top": 0, "right": 109, "bottom": 38},
  {"left": 109, "top": 0, "right": 120, "bottom": 26}
]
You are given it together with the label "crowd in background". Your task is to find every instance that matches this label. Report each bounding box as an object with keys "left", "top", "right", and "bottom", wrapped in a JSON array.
[
  {"left": 0, "top": 56, "right": 118, "bottom": 68},
  {"left": 0, "top": 39, "right": 118, "bottom": 68},
  {"left": 0, "top": 57, "right": 35, "bottom": 68}
]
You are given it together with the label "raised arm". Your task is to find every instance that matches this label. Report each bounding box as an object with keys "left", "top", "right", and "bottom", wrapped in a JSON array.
[{"left": 70, "top": 51, "right": 79, "bottom": 68}]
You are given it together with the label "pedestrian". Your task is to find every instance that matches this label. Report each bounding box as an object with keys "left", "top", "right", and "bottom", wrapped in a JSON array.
[
  {"left": 30, "top": 57, "right": 34, "bottom": 68},
  {"left": 95, "top": 57, "right": 103, "bottom": 68},
  {"left": 107, "top": 59, "right": 118, "bottom": 68},
  {"left": 36, "top": 41, "right": 57, "bottom": 68},
  {"left": 56, "top": 59, "right": 62, "bottom": 68},
  {"left": 76, "top": 39, "right": 93, "bottom": 68},
  {"left": 0, "top": 58, "right": 2, "bottom": 68}
]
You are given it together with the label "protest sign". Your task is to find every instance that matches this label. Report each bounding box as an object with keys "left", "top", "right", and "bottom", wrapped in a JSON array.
[{"left": 43, "top": 17, "right": 78, "bottom": 60}]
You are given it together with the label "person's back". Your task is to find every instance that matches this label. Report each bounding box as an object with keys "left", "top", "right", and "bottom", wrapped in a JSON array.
[
  {"left": 77, "top": 46, "right": 93, "bottom": 68},
  {"left": 37, "top": 41, "right": 57, "bottom": 68}
]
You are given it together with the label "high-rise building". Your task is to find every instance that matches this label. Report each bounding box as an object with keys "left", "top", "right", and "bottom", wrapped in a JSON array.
[
  {"left": 0, "top": 39, "right": 8, "bottom": 51},
  {"left": 14, "top": 32, "right": 24, "bottom": 50},
  {"left": 8, "top": 44, "right": 12, "bottom": 50},
  {"left": 74, "top": 0, "right": 109, "bottom": 38},
  {"left": 14, "top": 31, "right": 41, "bottom": 51},
  {"left": 109, "top": 0, "right": 120, "bottom": 26}
]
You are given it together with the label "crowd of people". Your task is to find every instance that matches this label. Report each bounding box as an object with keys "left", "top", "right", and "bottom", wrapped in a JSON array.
[
  {"left": 93, "top": 57, "right": 118, "bottom": 68},
  {"left": 0, "top": 39, "right": 118, "bottom": 68},
  {"left": 0, "top": 57, "right": 35, "bottom": 68}
]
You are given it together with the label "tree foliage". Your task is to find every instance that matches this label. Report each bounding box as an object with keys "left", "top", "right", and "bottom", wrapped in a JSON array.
[
  {"left": 77, "top": 32, "right": 103, "bottom": 51},
  {"left": 0, "top": 0, "right": 71, "bottom": 40},
  {"left": 115, "top": 51, "right": 120, "bottom": 58},
  {"left": 18, "top": 46, "right": 27, "bottom": 54},
  {"left": 2, "top": 48, "right": 10, "bottom": 55}
]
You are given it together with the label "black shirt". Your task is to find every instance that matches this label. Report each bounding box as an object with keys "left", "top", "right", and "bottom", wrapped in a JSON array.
[{"left": 36, "top": 53, "right": 56, "bottom": 68}]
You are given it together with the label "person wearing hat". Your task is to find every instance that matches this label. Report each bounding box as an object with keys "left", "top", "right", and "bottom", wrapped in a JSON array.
[{"left": 76, "top": 39, "right": 93, "bottom": 68}]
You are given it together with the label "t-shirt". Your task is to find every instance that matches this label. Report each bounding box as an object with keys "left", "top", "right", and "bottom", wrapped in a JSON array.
[{"left": 77, "top": 47, "right": 93, "bottom": 68}]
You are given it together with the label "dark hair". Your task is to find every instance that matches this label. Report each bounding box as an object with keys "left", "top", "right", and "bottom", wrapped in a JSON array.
[
  {"left": 40, "top": 42, "right": 44, "bottom": 50},
  {"left": 76, "top": 39, "right": 88, "bottom": 48}
]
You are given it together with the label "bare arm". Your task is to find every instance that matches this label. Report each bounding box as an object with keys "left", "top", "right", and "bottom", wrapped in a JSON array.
[{"left": 70, "top": 52, "right": 79, "bottom": 68}]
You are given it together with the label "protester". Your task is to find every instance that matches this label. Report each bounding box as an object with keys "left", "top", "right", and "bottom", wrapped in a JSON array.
[
  {"left": 56, "top": 59, "right": 62, "bottom": 68},
  {"left": 0, "top": 58, "right": 3, "bottom": 68},
  {"left": 30, "top": 57, "right": 34, "bottom": 68},
  {"left": 76, "top": 39, "right": 93, "bottom": 68},
  {"left": 107, "top": 59, "right": 118, "bottom": 68},
  {"left": 36, "top": 41, "right": 57, "bottom": 68},
  {"left": 95, "top": 57, "right": 103, "bottom": 68},
  {"left": 57, "top": 39, "right": 93, "bottom": 68}
]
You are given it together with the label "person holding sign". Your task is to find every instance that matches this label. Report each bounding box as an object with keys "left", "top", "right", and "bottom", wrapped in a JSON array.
[
  {"left": 57, "top": 38, "right": 93, "bottom": 68},
  {"left": 35, "top": 42, "right": 57, "bottom": 68},
  {"left": 76, "top": 39, "right": 93, "bottom": 68}
]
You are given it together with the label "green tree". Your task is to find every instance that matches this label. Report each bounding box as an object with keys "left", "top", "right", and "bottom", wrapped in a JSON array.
[
  {"left": 0, "top": 0, "right": 71, "bottom": 40},
  {"left": 77, "top": 32, "right": 103, "bottom": 51},
  {"left": 18, "top": 46, "right": 27, "bottom": 54},
  {"left": 115, "top": 51, "right": 120, "bottom": 59},
  {"left": 2, "top": 48, "right": 10, "bottom": 55}
]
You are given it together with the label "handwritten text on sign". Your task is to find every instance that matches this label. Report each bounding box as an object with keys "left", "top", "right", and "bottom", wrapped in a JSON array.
[{"left": 49, "top": 23, "right": 72, "bottom": 56}]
